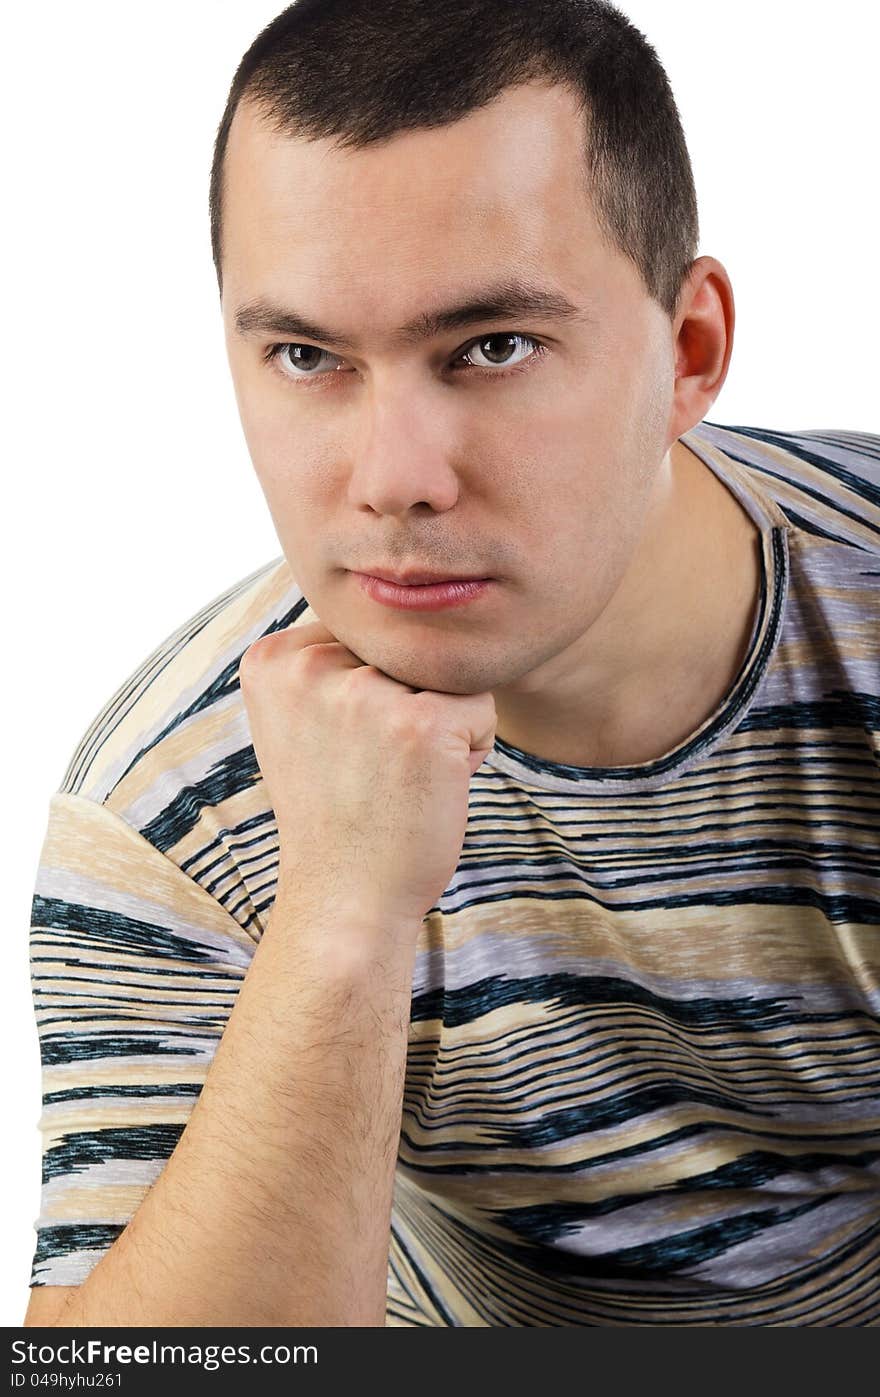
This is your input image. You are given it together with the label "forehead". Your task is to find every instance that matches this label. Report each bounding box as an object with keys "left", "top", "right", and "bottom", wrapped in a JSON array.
[{"left": 220, "top": 79, "right": 635, "bottom": 325}]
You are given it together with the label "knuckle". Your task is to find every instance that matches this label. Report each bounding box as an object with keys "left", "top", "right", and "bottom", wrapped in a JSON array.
[
  {"left": 393, "top": 693, "right": 439, "bottom": 740},
  {"left": 293, "top": 642, "right": 326, "bottom": 673},
  {"left": 238, "top": 638, "right": 270, "bottom": 683},
  {"left": 343, "top": 662, "right": 378, "bottom": 686},
  {"left": 240, "top": 631, "right": 306, "bottom": 687}
]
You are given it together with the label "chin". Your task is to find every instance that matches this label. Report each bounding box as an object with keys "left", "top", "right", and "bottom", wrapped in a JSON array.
[{"left": 370, "top": 646, "right": 494, "bottom": 697}]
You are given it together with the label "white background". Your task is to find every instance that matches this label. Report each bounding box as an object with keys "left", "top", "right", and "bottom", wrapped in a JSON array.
[{"left": 2, "top": 1, "right": 877, "bottom": 1323}]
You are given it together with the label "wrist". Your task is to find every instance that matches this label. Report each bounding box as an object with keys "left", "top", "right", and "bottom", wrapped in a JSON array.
[{"left": 268, "top": 882, "right": 422, "bottom": 975}]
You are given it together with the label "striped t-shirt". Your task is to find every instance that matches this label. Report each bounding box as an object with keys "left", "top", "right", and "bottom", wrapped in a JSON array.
[{"left": 28, "top": 419, "right": 880, "bottom": 1326}]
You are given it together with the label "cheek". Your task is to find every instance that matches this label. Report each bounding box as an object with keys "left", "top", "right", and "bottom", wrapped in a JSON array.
[
  {"left": 236, "top": 391, "right": 285, "bottom": 480},
  {"left": 232, "top": 361, "right": 307, "bottom": 466},
  {"left": 536, "top": 434, "right": 653, "bottom": 589}
]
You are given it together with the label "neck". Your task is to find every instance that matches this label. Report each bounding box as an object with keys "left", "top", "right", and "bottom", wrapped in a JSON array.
[{"left": 492, "top": 438, "right": 762, "bottom": 769}]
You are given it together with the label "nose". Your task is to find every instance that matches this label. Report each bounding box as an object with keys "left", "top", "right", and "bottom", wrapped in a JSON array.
[{"left": 345, "top": 376, "right": 461, "bottom": 517}]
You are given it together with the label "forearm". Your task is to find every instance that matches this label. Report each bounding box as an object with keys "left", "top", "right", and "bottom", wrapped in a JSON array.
[{"left": 50, "top": 895, "right": 418, "bottom": 1328}]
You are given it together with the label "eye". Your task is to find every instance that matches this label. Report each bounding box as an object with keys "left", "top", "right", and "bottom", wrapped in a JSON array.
[
  {"left": 264, "top": 343, "right": 344, "bottom": 379},
  {"left": 455, "top": 333, "right": 541, "bottom": 373},
  {"left": 263, "top": 332, "right": 547, "bottom": 384}
]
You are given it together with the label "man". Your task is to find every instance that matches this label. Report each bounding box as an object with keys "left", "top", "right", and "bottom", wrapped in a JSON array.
[{"left": 24, "top": 0, "right": 879, "bottom": 1327}]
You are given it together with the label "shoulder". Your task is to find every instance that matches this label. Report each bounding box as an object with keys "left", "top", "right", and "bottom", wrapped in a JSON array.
[
  {"left": 693, "top": 420, "right": 880, "bottom": 554},
  {"left": 59, "top": 554, "right": 310, "bottom": 823}
]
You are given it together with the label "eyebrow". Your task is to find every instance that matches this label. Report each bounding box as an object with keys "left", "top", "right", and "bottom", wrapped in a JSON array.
[{"left": 233, "top": 279, "right": 592, "bottom": 351}]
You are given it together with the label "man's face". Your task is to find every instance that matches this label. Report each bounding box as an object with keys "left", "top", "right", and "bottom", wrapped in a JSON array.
[{"left": 221, "top": 79, "right": 678, "bottom": 696}]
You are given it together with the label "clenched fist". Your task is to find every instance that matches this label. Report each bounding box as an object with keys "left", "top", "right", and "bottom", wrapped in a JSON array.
[{"left": 238, "top": 619, "right": 497, "bottom": 942}]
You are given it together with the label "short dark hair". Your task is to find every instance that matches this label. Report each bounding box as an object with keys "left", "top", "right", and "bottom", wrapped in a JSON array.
[{"left": 208, "top": 0, "right": 699, "bottom": 321}]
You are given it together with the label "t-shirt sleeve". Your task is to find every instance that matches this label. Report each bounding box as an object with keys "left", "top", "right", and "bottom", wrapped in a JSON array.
[{"left": 28, "top": 791, "right": 256, "bottom": 1287}]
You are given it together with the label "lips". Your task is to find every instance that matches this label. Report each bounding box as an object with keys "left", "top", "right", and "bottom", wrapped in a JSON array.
[
  {"left": 355, "top": 573, "right": 492, "bottom": 611},
  {"left": 360, "top": 569, "right": 489, "bottom": 586}
]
